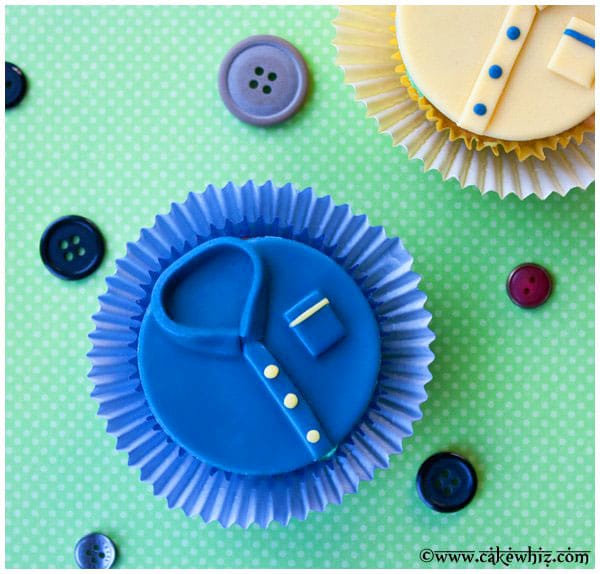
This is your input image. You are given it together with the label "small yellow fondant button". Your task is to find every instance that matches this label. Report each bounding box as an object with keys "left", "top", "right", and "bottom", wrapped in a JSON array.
[
  {"left": 263, "top": 364, "right": 279, "bottom": 379},
  {"left": 306, "top": 429, "right": 321, "bottom": 443},
  {"left": 283, "top": 393, "right": 298, "bottom": 409}
]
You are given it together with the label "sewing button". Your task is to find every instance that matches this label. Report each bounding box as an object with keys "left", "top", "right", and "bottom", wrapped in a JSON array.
[
  {"left": 264, "top": 364, "right": 279, "bottom": 379},
  {"left": 40, "top": 215, "right": 105, "bottom": 280},
  {"left": 74, "top": 533, "right": 116, "bottom": 569},
  {"left": 416, "top": 452, "right": 477, "bottom": 513},
  {"left": 5, "top": 62, "right": 27, "bottom": 108},
  {"left": 507, "top": 26, "right": 521, "bottom": 40},
  {"left": 306, "top": 429, "right": 320, "bottom": 443},
  {"left": 283, "top": 393, "right": 298, "bottom": 409},
  {"left": 218, "top": 35, "right": 309, "bottom": 126},
  {"left": 506, "top": 263, "right": 552, "bottom": 308}
]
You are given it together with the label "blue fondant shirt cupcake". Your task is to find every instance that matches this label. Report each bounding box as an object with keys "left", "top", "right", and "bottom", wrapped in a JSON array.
[{"left": 89, "top": 181, "right": 435, "bottom": 527}]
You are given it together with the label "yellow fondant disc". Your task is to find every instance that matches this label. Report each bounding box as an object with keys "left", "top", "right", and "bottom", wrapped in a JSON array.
[
  {"left": 263, "top": 364, "right": 280, "bottom": 379},
  {"left": 396, "top": 5, "right": 595, "bottom": 141}
]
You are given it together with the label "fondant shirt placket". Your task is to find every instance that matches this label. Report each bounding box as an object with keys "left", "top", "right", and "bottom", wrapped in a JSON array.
[{"left": 244, "top": 341, "right": 334, "bottom": 461}]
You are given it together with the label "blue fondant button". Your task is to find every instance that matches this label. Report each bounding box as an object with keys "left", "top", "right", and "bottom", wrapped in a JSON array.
[
  {"left": 507, "top": 26, "right": 521, "bottom": 40},
  {"left": 416, "top": 452, "right": 477, "bottom": 513},
  {"left": 488, "top": 65, "right": 502, "bottom": 79},
  {"left": 138, "top": 236, "right": 380, "bottom": 475},
  {"left": 473, "top": 103, "right": 487, "bottom": 116},
  {"left": 74, "top": 533, "right": 116, "bottom": 569}
]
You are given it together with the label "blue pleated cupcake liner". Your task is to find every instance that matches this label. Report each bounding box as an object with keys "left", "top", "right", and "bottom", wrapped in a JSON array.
[{"left": 88, "top": 180, "right": 435, "bottom": 528}]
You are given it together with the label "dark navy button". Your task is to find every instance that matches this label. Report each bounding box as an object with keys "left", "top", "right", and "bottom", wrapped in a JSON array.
[
  {"left": 40, "top": 215, "right": 105, "bottom": 280},
  {"left": 74, "top": 533, "right": 116, "bottom": 569},
  {"left": 507, "top": 263, "right": 552, "bottom": 308},
  {"left": 218, "top": 35, "right": 309, "bottom": 126},
  {"left": 416, "top": 452, "right": 477, "bottom": 513},
  {"left": 6, "top": 62, "right": 27, "bottom": 109}
]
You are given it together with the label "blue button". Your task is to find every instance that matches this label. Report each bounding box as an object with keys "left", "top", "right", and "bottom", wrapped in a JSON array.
[
  {"left": 74, "top": 533, "right": 116, "bottom": 569},
  {"left": 473, "top": 103, "right": 487, "bottom": 116},
  {"left": 416, "top": 452, "right": 477, "bottom": 512},
  {"left": 507, "top": 26, "right": 521, "bottom": 40},
  {"left": 5, "top": 62, "right": 27, "bottom": 109},
  {"left": 488, "top": 65, "right": 503, "bottom": 79},
  {"left": 40, "top": 215, "right": 105, "bottom": 280},
  {"left": 218, "top": 35, "right": 309, "bottom": 126}
]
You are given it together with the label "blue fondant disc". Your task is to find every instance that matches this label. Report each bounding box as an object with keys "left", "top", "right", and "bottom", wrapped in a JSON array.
[{"left": 139, "top": 236, "right": 380, "bottom": 475}]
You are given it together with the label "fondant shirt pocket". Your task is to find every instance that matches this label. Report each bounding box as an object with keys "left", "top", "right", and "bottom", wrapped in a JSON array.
[
  {"left": 548, "top": 17, "right": 595, "bottom": 88},
  {"left": 284, "top": 290, "right": 346, "bottom": 357}
]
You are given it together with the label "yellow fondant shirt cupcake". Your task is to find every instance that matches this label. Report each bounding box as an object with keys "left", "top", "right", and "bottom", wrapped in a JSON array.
[{"left": 396, "top": 5, "right": 594, "bottom": 141}]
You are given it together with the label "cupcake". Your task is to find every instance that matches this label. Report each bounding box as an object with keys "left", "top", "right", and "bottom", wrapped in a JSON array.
[
  {"left": 333, "top": 5, "right": 595, "bottom": 198},
  {"left": 88, "top": 181, "right": 435, "bottom": 527}
]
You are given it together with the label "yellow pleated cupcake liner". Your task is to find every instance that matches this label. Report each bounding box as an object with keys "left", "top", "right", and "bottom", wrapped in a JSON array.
[
  {"left": 333, "top": 5, "right": 595, "bottom": 199},
  {"left": 393, "top": 49, "right": 594, "bottom": 162}
]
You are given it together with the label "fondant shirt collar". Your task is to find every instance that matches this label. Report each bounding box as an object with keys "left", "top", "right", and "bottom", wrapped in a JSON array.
[{"left": 151, "top": 237, "right": 267, "bottom": 355}]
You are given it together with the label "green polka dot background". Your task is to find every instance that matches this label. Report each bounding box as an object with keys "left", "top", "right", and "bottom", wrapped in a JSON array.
[{"left": 5, "top": 5, "right": 594, "bottom": 569}]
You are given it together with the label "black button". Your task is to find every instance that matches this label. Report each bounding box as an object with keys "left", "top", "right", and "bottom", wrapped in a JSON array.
[
  {"left": 5, "top": 62, "right": 27, "bottom": 109},
  {"left": 74, "top": 533, "right": 116, "bottom": 569},
  {"left": 218, "top": 35, "right": 309, "bottom": 126},
  {"left": 40, "top": 215, "right": 105, "bottom": 280},
  {"left": 416, "top": 452, "right": 477, "bottom": 513}
]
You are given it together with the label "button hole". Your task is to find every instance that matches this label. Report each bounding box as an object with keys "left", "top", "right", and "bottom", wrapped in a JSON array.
[
  {"left": 77, "top": 247, "right": 86, "bottom": 257},
  {"left": 98, "top": 552, "right": 105, "bottom": 559},
  {"left": 60, "top": 240, "right": 69, "bottom": 250},
  {"left": 529, "top": 276, "right": 536, "bottom": 283},
  {"left": 249, "top": 80, "right": 258, "bottom": 89},
  {"left": 254, "top": 66, "right": 264, "bottom": 76},
  {"left": 262, "top": 85, "right": 272, "bottom": 94},
  {"left": 268, "top": 72, "right": 277, "bottom": 81},
  {"left": 65, "top": 252, "right": 74, "bottom": 262},
  {"left": 6, "top": 81, "right": 12, "bottom": 89},
  {"left": 71, "top": 235, "right": 81, "bottom": 245},
  {"left": 443, "top": 487, "right": 452, "bottom": 496},
  {"left": 524, "top": 288, "right": 530, "bottom": 295}
]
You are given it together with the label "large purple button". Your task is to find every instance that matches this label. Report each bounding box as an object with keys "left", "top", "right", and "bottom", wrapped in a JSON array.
[
  {"left": 506, "top": 263, "right": 552, "bottom": 308},
  {"left": 218, "top": 35, "right": 309, "bottom": 126}
]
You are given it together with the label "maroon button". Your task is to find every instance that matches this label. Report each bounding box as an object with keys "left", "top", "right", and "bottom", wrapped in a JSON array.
[{"left": 506, "top": 263, "right": 552, "bottom": 308}]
